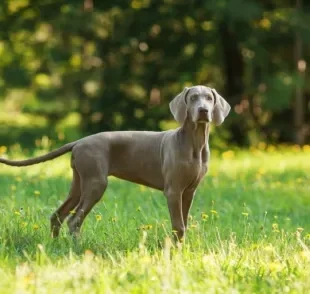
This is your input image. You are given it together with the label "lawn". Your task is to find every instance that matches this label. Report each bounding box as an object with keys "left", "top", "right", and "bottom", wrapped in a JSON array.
[{"left": 0, "top": 145, "right": 309, "bottom": 293}]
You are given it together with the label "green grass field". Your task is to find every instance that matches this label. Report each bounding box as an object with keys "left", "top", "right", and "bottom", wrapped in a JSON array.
[{"left": 0, "top": 145, "right": 309, "bottom": 293}]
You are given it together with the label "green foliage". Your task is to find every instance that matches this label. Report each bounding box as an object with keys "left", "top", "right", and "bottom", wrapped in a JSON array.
[
  {"left": 0, "top": 147, "right": 309, "bottom": 292},
  {"left": 0, "top": 0, "right": 309, "bottom": 146},
  {"left": 263, "top": 72, "right": 295, "bottom": 111}
]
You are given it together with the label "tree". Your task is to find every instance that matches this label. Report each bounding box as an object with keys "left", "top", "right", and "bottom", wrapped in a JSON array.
[{"left": 0, "top": 0, "right": 309, "bottom": 148}]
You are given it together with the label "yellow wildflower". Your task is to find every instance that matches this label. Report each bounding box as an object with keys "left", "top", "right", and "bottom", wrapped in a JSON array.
[
  {"left": 33, "top": 224, "right": 39, "bottom": 230},
  {"left": 272, "top": 223, "right": 279, "bottom": 232},
  {"left": 140, "top": 224, "right": 152, "bottom": 230},
  {"left": 222, "top": 150, "right": 235, "bottom": 160},
  {"left": 302, "top": 145, "right": 310, "bottom": 152},
  {"left": 258, "top": 168, "right": 266, "bottom": 175},
  {"left": 201, "top": 213, "right": 209, "bottom": 220},
  {"left": 0, "top": 146, "right": 7, "bottom": 154}
]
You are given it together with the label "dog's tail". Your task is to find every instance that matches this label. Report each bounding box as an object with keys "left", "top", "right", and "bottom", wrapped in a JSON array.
[{"left": 0, "top": 141, "right": 77, "bottom": 167}]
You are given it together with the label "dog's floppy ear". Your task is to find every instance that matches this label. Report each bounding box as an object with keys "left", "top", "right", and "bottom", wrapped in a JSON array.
[
  {"left": 169, "top": 87, "right": 190, "bottom": 125},
  {"left": 211, "top": 89, "right": 231, "bottom": 126}
]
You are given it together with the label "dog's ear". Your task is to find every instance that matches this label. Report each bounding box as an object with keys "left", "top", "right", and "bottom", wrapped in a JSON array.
[
  {"left": 211, "top": 89, "right": 231, "bottom": 126},
  {"left": 169, "top": 87, "right": 190, "bottom": 125}
]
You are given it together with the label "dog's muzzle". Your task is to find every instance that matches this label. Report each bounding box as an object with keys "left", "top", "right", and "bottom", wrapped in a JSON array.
[{"left": 197, "top": 107, "right": 210, "bottom": 122}]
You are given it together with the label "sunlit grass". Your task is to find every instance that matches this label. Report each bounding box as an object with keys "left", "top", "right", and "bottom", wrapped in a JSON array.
[{"left": 0, "top": 145, "right": 309, "bottom": 293}]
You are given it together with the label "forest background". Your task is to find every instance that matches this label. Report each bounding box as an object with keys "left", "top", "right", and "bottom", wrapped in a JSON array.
[{"left": 0, "top": 0, "right": 309, "bottom": 149}]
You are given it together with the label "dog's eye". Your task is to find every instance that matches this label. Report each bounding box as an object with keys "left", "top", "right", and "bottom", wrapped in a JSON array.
[
  {"left": 206, "top": 95, "right": 213, "bottom": 101},
  {"left": 191, "top": 95, "right": 198, "bottom": 101}
]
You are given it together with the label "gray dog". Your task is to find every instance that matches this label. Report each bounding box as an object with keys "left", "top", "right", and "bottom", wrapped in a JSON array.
[{"left": 0, "top": 85, "right": 230, "bottom": 241}]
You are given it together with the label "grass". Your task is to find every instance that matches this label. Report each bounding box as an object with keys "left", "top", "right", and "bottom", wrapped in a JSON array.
[{"left": 0, "top": 144, "right": 309, "bottom": 293}]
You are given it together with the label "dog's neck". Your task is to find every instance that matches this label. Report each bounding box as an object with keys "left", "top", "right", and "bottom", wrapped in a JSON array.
[{"left": 180, "top": 118, "right": 210, "bottom": 162}]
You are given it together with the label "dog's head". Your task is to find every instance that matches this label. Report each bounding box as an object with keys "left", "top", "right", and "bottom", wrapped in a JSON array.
[{"left": 169, "top": 85, "right": 231, "bottom": 126}]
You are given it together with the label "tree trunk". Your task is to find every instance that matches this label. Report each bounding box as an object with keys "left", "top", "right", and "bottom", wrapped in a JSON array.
[
  {"left": 219, "top": 22, "right": 244, "bottom": 105},
  {"left": 294, "top": 0, "right": 306, "bottom": 145}
]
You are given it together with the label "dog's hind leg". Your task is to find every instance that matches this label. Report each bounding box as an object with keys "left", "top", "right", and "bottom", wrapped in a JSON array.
[
  {"left": 67, "top": 176, "right": 107, "bottom": 237},
  {"left": 50, "top": 167, "right": 81, "bottom": 238},
  {"left": 67, "top": 153, "right": 108, "bottom": 237}
]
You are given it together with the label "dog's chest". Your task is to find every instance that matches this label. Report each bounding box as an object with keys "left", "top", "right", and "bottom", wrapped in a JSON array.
[
  {"left": 190, "top": 159, "right": 208, "bottom": 176},
  {"left": 189, "top": 148, "right": 209, "bottom": 176},
  {"left": 182, "top": 158, "right": 208, "bottom": 188}
]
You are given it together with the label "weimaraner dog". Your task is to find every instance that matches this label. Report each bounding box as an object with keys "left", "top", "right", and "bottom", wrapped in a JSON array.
[{"left": 0, "top": 85, "right": 230, "bottom": 241}]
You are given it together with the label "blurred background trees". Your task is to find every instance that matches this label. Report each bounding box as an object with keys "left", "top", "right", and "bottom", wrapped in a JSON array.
[{"left": 0, "top": 0, "right": 309, "bottom": 149}]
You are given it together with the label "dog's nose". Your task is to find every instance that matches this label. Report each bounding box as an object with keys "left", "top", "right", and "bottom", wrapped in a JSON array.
[{"left": 198, "top": 107, "right": 208, "bottom": 114}]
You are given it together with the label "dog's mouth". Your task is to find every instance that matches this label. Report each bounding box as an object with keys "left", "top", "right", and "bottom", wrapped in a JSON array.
[
  {"left": 196, "top": 113, "right": 211, "bottom": 123},
  {"left": 197, "top": 119, "right": 211, "bottom": 124}
]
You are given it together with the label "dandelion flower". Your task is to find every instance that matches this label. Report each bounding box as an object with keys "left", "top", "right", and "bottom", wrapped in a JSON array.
[
  {"left": 222, "top": 150, "right": 235, "bottom": 160},
  {"left": 140, "top": 224, "right": 152, "bottom": 230},
  {"left": 201, "top": 213, "right": 209, "bottom": 220},
  {"left": 302, "top": 145, "right": 310, "bottom": 152},
  {"left": 0, "top": 146, "right": 7, "bottom": 154},
  {"left": 95, "top": 214, "right": 102, "bottom": 221},
  {"left": 258, "top": 168, "right": 266, "bottom": 175},
  {"left": 272, "top": 223, "right": 279, "bottom": 232}
]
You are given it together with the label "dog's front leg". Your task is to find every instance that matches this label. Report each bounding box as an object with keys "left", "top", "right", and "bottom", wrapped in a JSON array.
[
  {"left": 182, "top": 188, "right": 196, "bottom": 229},
  {"left": 164, "top": 188, "right": 185, "bottom": 242}
]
